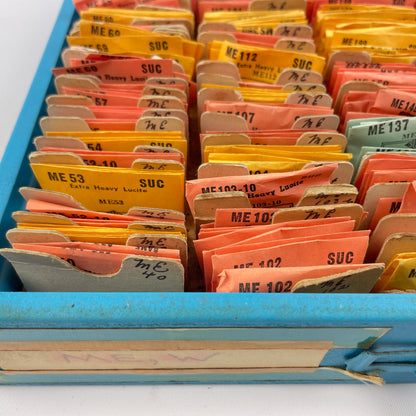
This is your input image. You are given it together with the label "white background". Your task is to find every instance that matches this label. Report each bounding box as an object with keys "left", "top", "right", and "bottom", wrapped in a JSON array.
[{"left": 0, "top": 1, "right": 416, "bottom": 414}]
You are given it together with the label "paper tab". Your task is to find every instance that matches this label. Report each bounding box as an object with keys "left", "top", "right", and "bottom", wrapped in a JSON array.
[
  {"left": 273, "top": 203, "right": 364, "bottom": 229},
  {"left": 0, "top": 250, "right": 184, "bottom": 292}
]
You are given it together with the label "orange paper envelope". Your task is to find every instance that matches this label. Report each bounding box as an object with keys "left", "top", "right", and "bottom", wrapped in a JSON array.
[
  {"left": 61, "top": 86, "right": 142, "bottom": 107},
  {"left": 369, "top": 181, "right": 416, "bottom": 230},
  {"left": 203, "top": 222, "right": 358, "bottom": 288},
  {"left": 368, "top": 197, "right": 403, "bottom": 231},
  {"left": 369, "top": 88, "right": 416, "bottom": 117},
  {"left": 210, "top": 231, "right": 370, "bottom": 291},
  {"left": 203, "top": 101, "right": 333, "bottom": 130},
  {"left": 52, "top": 58, "right": 174, "bottom": 82},
  {"left": 186, "top": 164, "right": 337, "bottom": 213},
  {"left": 359, "top": 170, "right": 416, "bottom": 205},
  {"left": 214, "top": 208, "right": 280, "bottom": 227},
  {"left": 39, "top": 148, "right": 185, "bottom": 167},
  {"left": 12, "top": 242, "right": 181, "bottom": 274},
  {"left": 73, "top": 0, "right": 181, "bottom": 11},
  {"left": 197, "top": 215, "right": 352, "bottom": 238},
  {"left": 355, "top": 154, "right": 416, "bottom": 190},
  {"left": 195, "top": 217, "right": 355, "bottom": 274},
  {"left": 216, "top": 263, "right": 380, "bottom": 293}
]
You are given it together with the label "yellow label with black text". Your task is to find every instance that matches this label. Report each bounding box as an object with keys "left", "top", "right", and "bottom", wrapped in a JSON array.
[
  {"left": 211, "top": 41, "right": 325, "bottom": 83},
  {"left": 30, "top": 163, "right": 185, "bottom": 213},
  {"left": 67, "top": 35, "right": 185, "bottom": 57},
  {"left": 202, "top": 10, "right": 307, "bottom": 34},
  {"left": 327, "top": 30, "right": 416, "bottom": 57},
  {"left": 79, "top": 20, "right": 149, "bottom": 38},
  {"left": 82, "top": 8, "right": 195, "bottom": 24}
]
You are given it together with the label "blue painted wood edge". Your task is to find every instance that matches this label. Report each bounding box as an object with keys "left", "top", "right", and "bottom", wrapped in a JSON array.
[
  {"left": 0, "top": 292, "right": 414, "bottom": 328},
  {"left": 0, "top": 0, "right": 75, "bottom": 226},
  {"left": 0, "top": 368, "right": 362, "bottom": 385}
]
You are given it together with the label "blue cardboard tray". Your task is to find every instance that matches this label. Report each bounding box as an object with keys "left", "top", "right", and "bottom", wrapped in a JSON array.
[{"left": 0, "top": 0, "right": 415, "bottom": 384}]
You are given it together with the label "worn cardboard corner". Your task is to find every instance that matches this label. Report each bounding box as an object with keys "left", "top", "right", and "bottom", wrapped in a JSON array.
[
  {"left": 200, "top": 112, "right": 248, "bottom": 134},
  {"left": 0, "top": 249, "right": 184, "bottom": 292},
  {"left": 292, "top": 264, "right": 384, "bottom": 293},
  {"left": 198, "top": 163, "right": 250, "bottom": 179}
]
